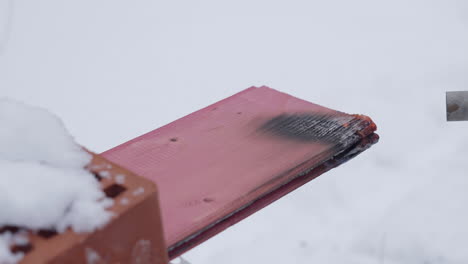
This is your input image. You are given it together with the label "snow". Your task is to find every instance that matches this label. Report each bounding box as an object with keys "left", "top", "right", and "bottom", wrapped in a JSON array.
[
  {"left": 85, "top": 248, "right": 102, "bottom": 264},
  {"left": 1, "top": 0, "right": 467, "bottom": 263},
  {"left": 0, "top": 99, "right": 112, "bottom": 263},
  {"left": 0, "top": 234, "right": 22, "bottom": 264},
  {"left": 0, "top": 99, "right": 90, "bottom": 169},
  {"left": 115, "top": 174, "right": 126, "bottom": 184},
  {"left": 120, "top": 198, "right": 130, "bottom": 206},
  {"left": 170, "top": 257, "right": 191, "bottom": 264},
  {"left": 130, "top": 240, "right": 153, "bottom": 264},
  {"left": 132, "top": 187, "right": 145, "bottom": 197},
  {"left": 98, "top": 170, "right": 111, "bottom": 178}
]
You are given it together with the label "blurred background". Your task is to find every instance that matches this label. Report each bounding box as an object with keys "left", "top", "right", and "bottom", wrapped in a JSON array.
[{"left": 1, "top": 1, "right": 467, "bottom": 263}]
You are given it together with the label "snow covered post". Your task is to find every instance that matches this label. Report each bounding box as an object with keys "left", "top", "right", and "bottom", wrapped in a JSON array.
[{"left": 0, "top": 99, "right": 168, "bottom": 264}]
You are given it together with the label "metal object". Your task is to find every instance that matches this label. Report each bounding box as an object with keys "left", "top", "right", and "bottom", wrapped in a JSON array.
[{"left": 446, "top": 91, "right": 468, "bottom": 121}]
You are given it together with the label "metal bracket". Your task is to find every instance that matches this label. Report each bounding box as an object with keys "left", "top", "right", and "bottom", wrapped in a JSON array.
[{"left": 446, "top": 91, "right": 468, "bottom": 121}]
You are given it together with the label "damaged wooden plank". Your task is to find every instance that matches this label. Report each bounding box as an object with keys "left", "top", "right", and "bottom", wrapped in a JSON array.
[{"left": 102, "top": 86, "right": 379, "bottom": 259}]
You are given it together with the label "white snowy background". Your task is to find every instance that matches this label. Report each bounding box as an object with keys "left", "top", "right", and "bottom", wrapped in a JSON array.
[{"left": 1, "top": 0, "right": 468, "bottom": 263}]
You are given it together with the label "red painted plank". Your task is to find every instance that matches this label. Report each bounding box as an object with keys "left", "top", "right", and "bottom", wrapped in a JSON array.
[{"left": 102, "top": 86, "right": 378, "bottom": 258}]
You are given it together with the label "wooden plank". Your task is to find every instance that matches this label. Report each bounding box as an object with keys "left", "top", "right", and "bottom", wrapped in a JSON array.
[{"left": 102, "top": 86, "right": 378, "bottom": 258}]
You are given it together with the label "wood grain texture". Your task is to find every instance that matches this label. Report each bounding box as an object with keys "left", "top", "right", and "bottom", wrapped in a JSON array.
[{"left": 102, "top": 86, "right": 378, "bottom": 259}]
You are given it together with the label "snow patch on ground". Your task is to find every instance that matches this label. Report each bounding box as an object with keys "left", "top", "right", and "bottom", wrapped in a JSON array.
[{"left": 0, "top": 99, "right": 112, "bottom": 263}]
